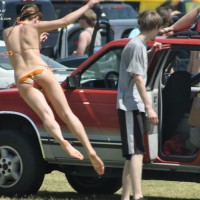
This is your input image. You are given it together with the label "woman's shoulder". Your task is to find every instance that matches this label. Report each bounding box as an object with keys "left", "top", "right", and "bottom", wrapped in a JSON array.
[
  {"left": 3, "top": 26, "right": 12, "bottom": 34},
  {"left": 3, "top": 27, "right": 12, "bottom": 39}
]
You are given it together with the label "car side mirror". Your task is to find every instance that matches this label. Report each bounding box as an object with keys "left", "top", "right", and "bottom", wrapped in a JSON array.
[{"left": 66, "top": 74, "right": 80, "bottom": 89}]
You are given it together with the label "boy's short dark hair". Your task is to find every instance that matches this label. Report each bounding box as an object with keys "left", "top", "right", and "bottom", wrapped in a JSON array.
[{"left": 138, "top": 11, "right": 163, "bottom": 32}]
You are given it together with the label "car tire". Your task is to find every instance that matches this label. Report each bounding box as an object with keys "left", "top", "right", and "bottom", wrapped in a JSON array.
[
  {"left": 66, "top": 174, "right": 121, "bottom": 194},
  {"left": 0, "top": 129, "right": 45, "bottom": 196}
]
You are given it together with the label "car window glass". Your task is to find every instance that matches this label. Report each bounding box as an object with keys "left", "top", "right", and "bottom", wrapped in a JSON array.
[
  {"left": 3, "top": 4, "right": 42, "bottom": 28},
  {"left": 3, "top": 3, "right": 56, "bottom": 29},
  {"left": 121, "top": 29, "right": 133, "bottom": 38},
  {"left": 100, "top": 28, "right": 114, "bottom": 44},
  {"left": 41, "top": 54, "right": 66, "bottom": 69},
  {"left": 0, "top": 63, "right": 12, "bottom": 70},
  {"left": 53, "top": 3, "right": 81, "bottom": 19},
  {"left": 187, "top": 51, "right": 200, "bottom": 75},
  {"left": 100, "top": 3, "right": 137, "bottom": 20},
  {"left": 68, "top": 27, "right": 112, "bottom": 56},
  {"left": 68, "top": 29, "right": 82, "bottom": 56},
  {"left": 162, "top": 49, "right": 190, "bottom": 85},
  {"left": 80, "top": 48, "right": 123, "bottom": 89},
  {"left": 163, "top": 49, "right": 200, "bottom": 75},
  {"left": 170, "top": 50, "right": 190, "bottom": 72},
  {"left": 0, "top": 46, "right": 13, "bottom": 70},
  {"left": 162, "top": 48, "right": 200, "bottom": 88}
]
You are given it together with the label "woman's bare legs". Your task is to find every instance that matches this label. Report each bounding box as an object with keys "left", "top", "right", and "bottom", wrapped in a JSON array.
[
  {"left": 18, "top": 83, "right": 84, "bottom": 160},
  {"left": 18, "top": 70, "right": 104, "bottom": 175}
]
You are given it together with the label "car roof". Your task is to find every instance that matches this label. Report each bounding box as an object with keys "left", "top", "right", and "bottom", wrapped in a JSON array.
[
  {"left": 104, "top": 35, "right": 200, "bottom": 47},
  {"left": 155, "top": 36, "right": 200, "bottom": 46}
]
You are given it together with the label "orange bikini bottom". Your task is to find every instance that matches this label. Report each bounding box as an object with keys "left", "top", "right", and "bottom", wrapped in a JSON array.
[
  {"left": 18, "top": 66, "right": 53, "bottom": 86},
  {"left": 19, "top": 69, "right": 44, "bottom": 84}
]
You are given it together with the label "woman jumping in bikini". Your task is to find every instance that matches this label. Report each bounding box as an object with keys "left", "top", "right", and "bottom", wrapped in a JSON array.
[{"left": 3, "top": 0, "right": 104, "bottom": 176}]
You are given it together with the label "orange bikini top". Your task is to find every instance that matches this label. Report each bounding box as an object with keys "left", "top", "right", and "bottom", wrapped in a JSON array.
[
  {"left": 0, "top": 51, "right": 14, "bottom": 57},
  {"left": 0, "top": 48, "right": 40, "bottom": 58}
]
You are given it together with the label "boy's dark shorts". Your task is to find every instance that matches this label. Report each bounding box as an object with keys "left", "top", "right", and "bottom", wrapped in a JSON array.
[{"left": 118, "top": 109, "right": 146, "bottom": 160}]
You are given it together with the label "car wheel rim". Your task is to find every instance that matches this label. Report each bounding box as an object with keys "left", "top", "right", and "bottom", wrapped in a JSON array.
[{"left": 0, "top": 146, "right": 23, "bottom": 188}]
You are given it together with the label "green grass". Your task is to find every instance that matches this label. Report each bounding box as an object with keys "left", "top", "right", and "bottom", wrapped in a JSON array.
[{"left": 1, "top": 171, "right": 200, "bottom": 200}]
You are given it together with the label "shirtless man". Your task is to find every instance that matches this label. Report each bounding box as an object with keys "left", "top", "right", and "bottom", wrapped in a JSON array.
[
  {"left": 3, "top": 0, "right": 104, "bottom": 176},
  {"left": 73, "top": 9, "right": 101, "bottom": 56}
]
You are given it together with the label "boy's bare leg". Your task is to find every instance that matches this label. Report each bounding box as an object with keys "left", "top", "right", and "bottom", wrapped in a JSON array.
[
  {"left": 130, "top": 154, "right": 144, "bottom": 200},
  {"left": 121, "top": 160, "right": 132, "bottom": 200}
]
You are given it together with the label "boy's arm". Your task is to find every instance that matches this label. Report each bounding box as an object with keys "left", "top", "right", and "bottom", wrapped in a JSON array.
[
  {"left": 134, "top": 74, "right": 158, "bottom": 125},
  {"left": 147, "top": 42, "right": 162, "bottom": 54}
]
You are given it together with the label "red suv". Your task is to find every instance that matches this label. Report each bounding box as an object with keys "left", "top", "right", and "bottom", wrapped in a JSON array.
[{"left": 1, "top": 32, "right": 200, "bottom": 196}]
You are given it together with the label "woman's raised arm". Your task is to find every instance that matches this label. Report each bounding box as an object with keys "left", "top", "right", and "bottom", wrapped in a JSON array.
[{"left": 36, "top": 0, "right": 100, "bottom": 33}]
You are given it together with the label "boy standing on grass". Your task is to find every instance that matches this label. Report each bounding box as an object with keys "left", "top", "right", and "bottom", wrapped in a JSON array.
[{"left": 117, "top": 11, "right": 162, "bottom": 200}]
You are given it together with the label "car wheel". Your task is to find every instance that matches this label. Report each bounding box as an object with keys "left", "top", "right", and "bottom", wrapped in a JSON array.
[
  {"left": 66, "top": 174, "right": 121, "bottom": 194},
  {"left": 0, "top": 129, "right": 45, "bottom": 196}
]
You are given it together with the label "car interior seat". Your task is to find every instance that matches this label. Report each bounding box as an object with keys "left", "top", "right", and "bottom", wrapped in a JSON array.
[{"left": 162, "top": 71, "right": 191, "bottom": 144}]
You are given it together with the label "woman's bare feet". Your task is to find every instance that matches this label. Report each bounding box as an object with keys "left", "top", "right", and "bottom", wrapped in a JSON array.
[
  {"left": 89, "top": 153, "right": 105, "bottom": 176},
  {"left": 61, "top": 140, "right": 84, "bottom": 160}
]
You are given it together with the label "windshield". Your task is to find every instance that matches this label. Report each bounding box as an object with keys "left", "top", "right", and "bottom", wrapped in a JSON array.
[
  {"left": 0, "top": 46, "right": 13, "bottom": 70},
  {"left": 41, "top": 54, "right": 66, "bottom": 69}
]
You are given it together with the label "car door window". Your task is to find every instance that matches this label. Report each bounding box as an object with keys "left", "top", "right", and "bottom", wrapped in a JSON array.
[
  {"left": 161, "top": 49, "right": 191, "bottom": 86},
  {"left": 68, "top": 27, "right": 114, "bottom": 56},
  {"left": 68, "top": 29, "right": 83, "bottom": 55},
  {"left": 160, "top": 47, "right": 200, "bottom": 158},
  {"left": 162, "top": 48, "right": 200, "bottom": 85},
  {"left": 80, "top": 48, "right": 123, "bottom": 89}
]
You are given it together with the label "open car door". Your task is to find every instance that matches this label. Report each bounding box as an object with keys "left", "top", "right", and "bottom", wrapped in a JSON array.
[{"left": 143, "top": 46, "right": 167, "bottom": 162}]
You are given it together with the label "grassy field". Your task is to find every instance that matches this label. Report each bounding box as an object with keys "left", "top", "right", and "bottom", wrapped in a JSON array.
[{"left": 1, "top": 170, "right": 200, "bottom": 200}]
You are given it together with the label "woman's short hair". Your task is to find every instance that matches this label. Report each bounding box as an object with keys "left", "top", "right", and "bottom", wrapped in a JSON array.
[
  {"left": 138, "top": 11, "right": 163, "bottom": 32},
  {"left": 81, "top": 9, "right": 97, "bottom": 27},
  {"left": 19, "top": 4, "right": 42, "bottom": 21}
]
